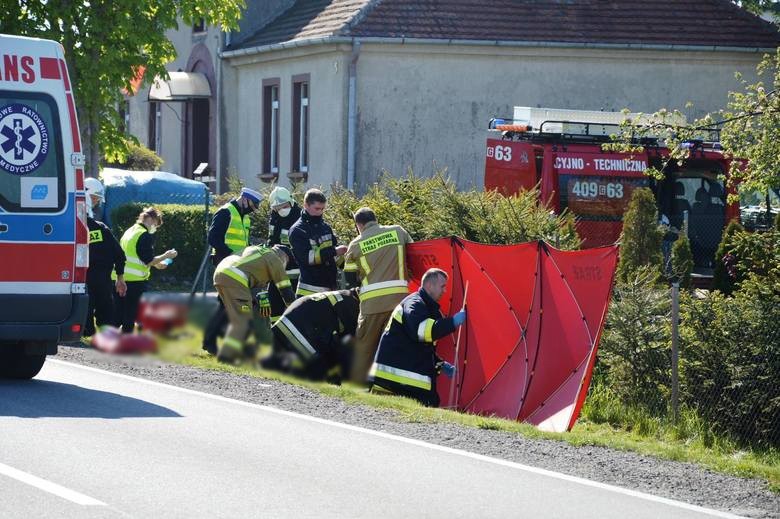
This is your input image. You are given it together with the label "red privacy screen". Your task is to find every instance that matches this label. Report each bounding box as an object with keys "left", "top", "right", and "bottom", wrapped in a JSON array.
[{"left": 406, "top": 238, "right": 618, "bottom": 432}]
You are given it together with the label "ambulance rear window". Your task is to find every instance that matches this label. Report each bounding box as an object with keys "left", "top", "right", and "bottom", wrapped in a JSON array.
[{"left": 0, "top": 91, "right": 65, "bottom": 213}]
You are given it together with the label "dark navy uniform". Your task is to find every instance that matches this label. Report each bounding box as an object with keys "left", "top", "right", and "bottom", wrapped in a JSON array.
[
  {"left": 288, "top": 211, "right": 340, "bottom": 296},
  {"left": 272, "top": 289, "right": 359, "bottom": 381},
  {"left": 267, "top": 202, "right": 302, "bottom": 322},
  {"left": 370, "top": 288, "right": 457, "bottom": 406},
  {"left": 85, "top": 217, "right": 125, "bottom": 336}
]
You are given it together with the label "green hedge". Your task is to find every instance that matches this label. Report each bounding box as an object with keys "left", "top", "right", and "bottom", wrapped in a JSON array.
[
  {"left": 597, "top": 243, "right": 780, "bottom": 447},
  {"left": 111, "top": 203, "right": 212, "bottom": 289},
  {"left": 680, "top": 275, "right": 780, "bottom": 446},
  {"left": 220, "top": 171, "right": 581, "bottom": 248}
]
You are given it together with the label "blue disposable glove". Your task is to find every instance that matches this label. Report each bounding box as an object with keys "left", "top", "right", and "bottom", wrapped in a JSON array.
[
  {"left": 452, "top": 310, "right": 466, "bottom": 327},
  {"left": 441, "top": 361, "right": 457, "bottom": 379}
]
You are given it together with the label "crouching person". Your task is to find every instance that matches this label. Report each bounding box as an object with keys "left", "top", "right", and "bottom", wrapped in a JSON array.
[
  {"left": 369, "top": 268, "right": 465, "bottom": 407},
  {"left": 213, "top": 245, "right": 294, "bottom": 363},
  {"left": 269, "top": 289, "right": 359, "bottom": 383}
]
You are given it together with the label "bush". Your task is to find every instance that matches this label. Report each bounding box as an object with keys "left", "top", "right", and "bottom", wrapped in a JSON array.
[
  {"left": 111, "top": 172, "right": 581, "bottom": 289},
  {"left": 108, "top": 141, "right": 164, "bottom": 171},
  {"left": 728, "top": 228, "right": 780, "bottom": 282},
  {"left": 712, "top": 220, "right": 745, "bottom": 294},
  {"left": 325, "top": 172, "right": 581, "bottom": 248},
  {"left": 126, "top": 141, "right": 164, "bottom": 171},
  {"left": 111, "top": 203, "right": 212, "bottom": 289},
  {"left": 680, "top": 275, "right": 780, "bottom": 446},
  {"left": 597, "top": 266, "right": 671, "bottom": 414},
  {"left": 616, "top": 188, "right": 663, "bottom": 283},
  {"left": 670, "top": 234, "right": 693, "bottom": 287}
]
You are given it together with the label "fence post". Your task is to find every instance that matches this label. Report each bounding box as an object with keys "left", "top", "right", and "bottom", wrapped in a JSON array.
[{"left": 671, "top": 280, "right": 680, "bottom": 423}]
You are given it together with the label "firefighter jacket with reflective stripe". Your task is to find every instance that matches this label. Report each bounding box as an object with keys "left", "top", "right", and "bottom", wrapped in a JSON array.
[
  {"left": 371, "top": 288, "right": 457, "bottom": 392},
  {"left": 88, "top": 217, "right": 126, "bottom": 275},
  {"left": 117, "top": 223, "right": 151, "bottom": 282},
  {"left": 272, "top": 289, "right": 359, "bottom": 361},
  {"left": 209, "top": 201, "right": 250, "bottom": 262},
  {"left": 344, "top": 221, "right": 413, "bottom": 315},
  {"left": 268, "top": 203, "right": 301, "bottom": 276},
  {"left": 215, "top": 245, "right": 293, "bottom": 296},
  {"left": 289, "top": 211, "right": 339, "bottom": 294}
]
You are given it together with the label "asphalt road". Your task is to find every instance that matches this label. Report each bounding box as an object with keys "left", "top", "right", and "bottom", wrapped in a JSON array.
[{"left": 0, "top": 360, "right": 747, "bottom": 519}]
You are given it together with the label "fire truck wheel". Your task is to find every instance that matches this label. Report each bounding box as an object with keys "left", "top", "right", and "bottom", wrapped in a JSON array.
[{"left": 0, "top": 345, "right": 47, "bottom": 380}]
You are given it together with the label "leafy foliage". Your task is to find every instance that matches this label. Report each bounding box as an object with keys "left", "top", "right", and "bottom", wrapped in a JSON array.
[
  {"left": 608, "top": 51, "right": 780, "bottom": 199},
  {"left": 671, "top": 234, "right": 693, "bottom": 287},
  {"left": 712, "top": 220, "right": 746, "bottom": 294},
  {"left": 324, "top": 172, "right": 580, "bottom": 248},
  {"left": 598, "top": 267, "right": 671, "bottom": 415},
  {"left": 616, "top": 188, "right": 664, "bottom": 283},
  {"left": 105, "top": 141, "right": 164, "bottom": 171},
  {"left": 3, "top": 0, "right": 243, "bottom": 175},
  {"left": 111, "top": 203, "right": 212, "bottom": 288},
  {"left": 680, "top": 277, "right": 780, "bottom": 446}
]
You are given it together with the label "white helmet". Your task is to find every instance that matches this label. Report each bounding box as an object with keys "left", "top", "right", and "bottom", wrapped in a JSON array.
[
  {"left": 84, "top": 177, "right": 105, "bottom": 202},
  {"left": 268, "top": 186, "right": 293, "bottom": 208}
]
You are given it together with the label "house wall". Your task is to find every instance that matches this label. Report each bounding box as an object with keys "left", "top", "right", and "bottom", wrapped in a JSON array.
[
  {"left": 224, "top": 45, "right": 351, "bottom": 190},
  {"left": 126, "top": 23, "right": 222, "bottom": 177},
  {"left": 353, "top": 44, "right": 764, "bottom": 191}
]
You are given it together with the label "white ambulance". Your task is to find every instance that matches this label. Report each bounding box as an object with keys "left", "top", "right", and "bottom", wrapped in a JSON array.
[{"left": 0, "top": 34, "right": 89, "bottom": 379}]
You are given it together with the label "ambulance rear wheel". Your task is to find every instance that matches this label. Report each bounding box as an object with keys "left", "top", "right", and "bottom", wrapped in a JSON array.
[{"left": 0, "top": 346, "right": 47, "bottom": 380}]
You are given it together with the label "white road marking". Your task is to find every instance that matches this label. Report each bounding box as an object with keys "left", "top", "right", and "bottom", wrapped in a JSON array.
[
  {"left": 0, "top": 462, "right": 105, "bottom": 506},
  {"left": 51, "top": 359, "right": 746, "bottom": 519}
]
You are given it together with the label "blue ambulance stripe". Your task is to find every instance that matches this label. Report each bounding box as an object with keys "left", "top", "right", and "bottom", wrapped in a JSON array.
[{"left": 0, "top": 193, "right": 76, "bottom": 242}]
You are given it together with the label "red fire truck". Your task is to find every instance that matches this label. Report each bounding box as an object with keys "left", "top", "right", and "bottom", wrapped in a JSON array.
[{"left": 484, "top": 107, "right": 738, "bottom": 272}]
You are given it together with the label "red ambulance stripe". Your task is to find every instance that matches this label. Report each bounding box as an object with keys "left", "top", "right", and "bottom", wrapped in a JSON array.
[
  {"left": 76, "top": 168, "right": 84, "bottom": 190},
  {"left": 65, "top": 93, "right": 81, "bottom": 152},
  {"left": 40, "top": 57, "right": 61, "bottom": 80},
  {"left": 0, "top": 243, "right": 74, "bottom": 282},
  {"left": 58, "top": 59, "right": 71, "bottom": 91}
]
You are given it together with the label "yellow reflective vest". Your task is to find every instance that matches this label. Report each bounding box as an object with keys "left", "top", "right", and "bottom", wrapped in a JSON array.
[{"left": 117, "top": 223, "right": 150, "bottom": 282}]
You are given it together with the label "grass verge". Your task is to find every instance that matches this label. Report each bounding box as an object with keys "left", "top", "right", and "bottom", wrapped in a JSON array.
[{"left": 149, "top": 325, "right": 779, "bottom": 492}]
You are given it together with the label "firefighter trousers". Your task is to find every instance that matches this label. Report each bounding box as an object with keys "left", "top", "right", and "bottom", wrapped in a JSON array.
[
  {"left": 213, "top": 272, "right": 253, "bottom": 359},
  {"left": 350, "top": 310, "right": 392, "bottom": 384}
]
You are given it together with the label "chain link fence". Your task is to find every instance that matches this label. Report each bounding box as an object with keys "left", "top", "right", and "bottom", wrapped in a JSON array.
[{"left": 592, "top": 266, "right": 779, "bottom": 449}]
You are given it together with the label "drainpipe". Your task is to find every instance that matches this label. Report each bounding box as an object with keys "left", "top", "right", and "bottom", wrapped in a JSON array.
[
  {"left": 215, "top": 29, "right": 224, "bottom": 194},
  {"left": 346, "top": 40, "right": 361, "bottom": 191}
]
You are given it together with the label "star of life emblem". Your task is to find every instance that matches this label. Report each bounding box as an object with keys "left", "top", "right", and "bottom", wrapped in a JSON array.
[{"left": 0, "top": 103, "right": 50, "bottom": 175}]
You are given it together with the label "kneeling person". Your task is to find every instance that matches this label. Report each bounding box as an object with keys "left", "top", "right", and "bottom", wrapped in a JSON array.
[
  {"left": 370, "top": 268, "right": 465, "bottom": 407},
  {"left": 213, "top": 245, "right": 294, "bottom": 363},
  {"left": 271, "top": 289, "right": 359, "bottom": 381}
]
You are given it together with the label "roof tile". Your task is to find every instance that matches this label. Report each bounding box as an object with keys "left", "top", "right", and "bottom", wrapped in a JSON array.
[{"left": 231, "top": 0, "right": 780, "bottom": 51}]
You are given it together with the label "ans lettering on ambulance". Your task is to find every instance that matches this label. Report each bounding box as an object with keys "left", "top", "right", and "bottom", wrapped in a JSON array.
[{"left": 0, "top": 35, "right": 89, "bottom": 380}]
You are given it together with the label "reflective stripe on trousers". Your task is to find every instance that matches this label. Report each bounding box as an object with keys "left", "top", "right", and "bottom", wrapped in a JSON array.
[{"left": 369, "top": 362, "right": 432, "bottom": 391}]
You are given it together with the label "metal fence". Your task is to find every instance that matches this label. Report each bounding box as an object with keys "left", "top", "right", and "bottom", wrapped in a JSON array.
[{"left": 594, "top": 270, "right": 779, "bottom": 449}]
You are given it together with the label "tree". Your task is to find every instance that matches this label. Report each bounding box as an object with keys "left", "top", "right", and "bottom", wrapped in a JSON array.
[
  {"left": 671, "top": 235, "right": 694, "bottom": 288},
  {"left": 2, "top": 0, "right": 243, "bottom": 176},
  {"left": 736, "top": 0, "right": 780, "bottom": 18},
  {"left": 616, "top": 188, "right": 664, "bottom": 283},
  {"left": 712, "top": 219, "right": 745, "bottom": 294},
  {"left": 608, "top": 50, "right": 780, "bottom": 199}
]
